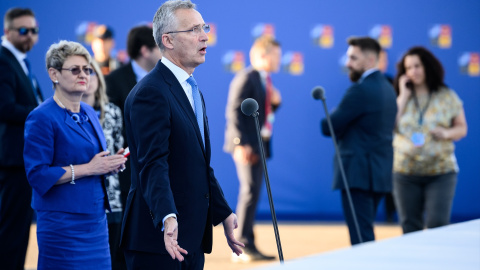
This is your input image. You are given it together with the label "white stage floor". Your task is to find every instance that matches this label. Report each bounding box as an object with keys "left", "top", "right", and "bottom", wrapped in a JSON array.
[{"left": 255, "top": 219, "right": 480, "bottom": 270}]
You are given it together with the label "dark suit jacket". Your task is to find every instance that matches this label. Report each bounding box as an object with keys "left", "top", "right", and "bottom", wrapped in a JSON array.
[
  {"left": 0, "top": 45, "right": 42, "bottom": 169},
  {"left": 23, "top": 98, "right": 110, "bottom": 213},
  {"left": 105, "top": 61, "right": 136, "bottom": 208},
  {"left": 105, "top": 61, "right": 137, "bottom": 121},
  {"left": 120, "top": 61, "right": 232, "bottom": 254},
  {"left": 224, "top": 67, "right": 278, "bottom": 158},
  {"left": 321, "top": 71, "right": 397, "bottom": 192}
]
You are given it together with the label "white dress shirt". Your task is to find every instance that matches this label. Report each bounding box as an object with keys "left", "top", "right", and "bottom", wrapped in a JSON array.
[
  {"left": 2, "top": 38, "right": 29, "bottom": 75},
  {"left": 161, "top": 57, "right": 195, "bottom": 111}
]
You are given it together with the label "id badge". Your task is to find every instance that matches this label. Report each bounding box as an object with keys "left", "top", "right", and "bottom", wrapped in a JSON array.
[{"left": 411, "top": 132, "right": 425, "bottom": 147}]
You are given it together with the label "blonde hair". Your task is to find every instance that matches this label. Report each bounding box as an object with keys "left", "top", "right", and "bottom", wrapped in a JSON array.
[
  {"left": 249, "top": 36, "right": 280, "bottom": 70},
  {"left": 90, "top": 60, "right": 109, "bottom": 124}
]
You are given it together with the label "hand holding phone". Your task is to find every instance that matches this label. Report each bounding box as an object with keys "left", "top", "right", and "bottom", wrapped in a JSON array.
[
  {"left": 405, "top": 80, "right": 414, "bottom": 90},
  {"left": 120, "top": 147, "right": 130, "bottom": 173}
]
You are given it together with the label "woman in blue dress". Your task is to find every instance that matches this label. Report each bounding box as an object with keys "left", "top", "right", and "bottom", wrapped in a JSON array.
[{"left": 23, "top": 40, "right": 126, "bottom": 269}]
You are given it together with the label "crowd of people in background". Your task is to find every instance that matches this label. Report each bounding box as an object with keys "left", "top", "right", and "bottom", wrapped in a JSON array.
[{"left": 0, "top": 1, "right": 467, "bottom": 269}]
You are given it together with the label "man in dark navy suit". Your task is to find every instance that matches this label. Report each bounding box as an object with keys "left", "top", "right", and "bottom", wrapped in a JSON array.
[
  {"left": 321, "top": 37, "right": 397, "bottom": 245},
  {"left": 0, "top": 7, "right": 43, "bottom": 269},
  {"left": 121, "top": 1, "right": 243, "bottom": 269}
]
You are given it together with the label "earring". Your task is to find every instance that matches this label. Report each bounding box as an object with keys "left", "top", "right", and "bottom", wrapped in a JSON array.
[{"left": 54, "top": 80, "right": 58, "bottom": 84}]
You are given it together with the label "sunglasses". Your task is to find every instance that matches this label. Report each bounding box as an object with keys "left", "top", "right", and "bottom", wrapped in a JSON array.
[
  {"left": 13, "top": 27, "right": 40, "bottom": 36},
  {"left": 60, "top": 66, "right": 94, "bottom": 76}
]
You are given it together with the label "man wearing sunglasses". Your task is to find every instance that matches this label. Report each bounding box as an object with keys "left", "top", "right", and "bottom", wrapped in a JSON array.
[{"left": 0, "top": 7, "right": 43, "bottom": 270}]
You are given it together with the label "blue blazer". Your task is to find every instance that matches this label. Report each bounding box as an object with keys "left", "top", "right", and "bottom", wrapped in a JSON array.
[
  {"left": 321, "top": 71, "right": 397, "bottom": 192},
  {"left": 24, "top": 98, "right": 110, "bottom": 213},
  {"left": 121, "top": 61, "right": 232, "bottom": 254}
]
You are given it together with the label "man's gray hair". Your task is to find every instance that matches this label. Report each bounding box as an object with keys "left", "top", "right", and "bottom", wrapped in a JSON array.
[{"left": 152, "top": 0, "right": 196, "bottom": 52}]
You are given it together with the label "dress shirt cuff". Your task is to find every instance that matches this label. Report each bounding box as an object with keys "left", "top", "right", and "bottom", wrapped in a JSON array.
[{"left": 161, "top": 213, "right": 177, "bottom": 231}]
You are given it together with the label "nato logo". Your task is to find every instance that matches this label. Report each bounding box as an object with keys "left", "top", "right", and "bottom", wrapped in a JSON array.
[
  {"left": 458, "top": 52, "right": 479, "bottom": 77},
  {"left": 251, "top": 23, "right": 275, "bottom": 39},
  {"left": 206, "top": 23, "right": 217, "bottom": 47},
  {"left": 75, "top": 21, "right": 98, "bottom": 45},
  {"left": 281, "top": 52, "right": 304, "bottom": 75},
  {"left": 369, "top": 25, "right": 392, "bottom": 49},
  {"left": 222, "top": 51, "right": 245, "bottom": 73},
  {"left": 429, "top": 24, "right": 451, "bottom": 49},
  {"left": 310, "top": 25, "right": 334, "bottom": 48}
]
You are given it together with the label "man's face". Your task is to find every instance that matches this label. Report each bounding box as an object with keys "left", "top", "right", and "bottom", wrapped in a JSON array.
[
  {"left": 266, "top": 46, "right": 282, "bottom": 73},
  {"left": 345, "top": 45, "right": 367, "bottom": 82},
  {"left": 5, "top": 15, "right": 38, "bottom": 53},
  {"left": 168, "top": 8, "right": 208, "bottom": 74}
]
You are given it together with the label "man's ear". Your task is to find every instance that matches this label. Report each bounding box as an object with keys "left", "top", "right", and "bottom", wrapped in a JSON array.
[
  {"left": 162, "top": 34, "right": 174, "bottom": 50},
  {"left": 139, "top": 45, "right": 149, "bottom": 57},
  {"left": 366, "top": 52, "right": 378, "bottom": 68}
]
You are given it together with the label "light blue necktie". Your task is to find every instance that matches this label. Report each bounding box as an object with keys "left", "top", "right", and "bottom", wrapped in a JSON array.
[{"left": 186, "top": 76, "right": 205, "bottom": 147}]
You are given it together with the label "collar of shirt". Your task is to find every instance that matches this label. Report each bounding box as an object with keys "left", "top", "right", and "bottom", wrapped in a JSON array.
[
  {"left": 131, "top": 60, "right": 148, "bottom": 83},
  {"left": 161, "top": 57, "right": 195, "bottom": 109},
  {"left": 1, "top": 38, "right": 28, "bottom": 75},
  {"left": 359, "top": 68, "right": 379, "bottom": 83},
  {"left": 258, "top": 69, "right": 269, "bottom": 90}
]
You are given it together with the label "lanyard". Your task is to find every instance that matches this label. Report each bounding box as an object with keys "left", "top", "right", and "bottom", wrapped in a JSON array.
[{"left": 413, "top": 93, "right": 432, "bottom": 126}]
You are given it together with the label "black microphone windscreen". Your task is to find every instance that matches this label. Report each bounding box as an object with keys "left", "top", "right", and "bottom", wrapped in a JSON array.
[
  {"left": 311, "top": 86, "right": 326, "bottom": 100},
  {"left": 241, "top": 98, "right": 259, "bottom": 116}
]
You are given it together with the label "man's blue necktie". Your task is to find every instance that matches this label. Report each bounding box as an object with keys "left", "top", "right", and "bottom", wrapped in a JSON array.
[
  {"left": 23, "top": 58, "right": 41, "bottom": 104},
  {"left": 186, "top": 76, "right": 205, "bottom": 147}
]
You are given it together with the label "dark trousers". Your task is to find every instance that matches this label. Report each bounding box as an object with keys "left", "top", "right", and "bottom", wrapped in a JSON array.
[
  {"left": 341, "top": 189, "right": 384, "bottom": 245},
  {"left": 109, "top": 221, "right": 127, "bottom": 270},
  {"left": 0, "top": 169, "right": 33, "bottom": 270},
  {"left": 233, "top": 159, "right": 263, "bottom": 248},
  {"left": 124, "top": 247, "right": 204, "bottom": 270},
  {"left": 393, "top": 172, "right": 457, "bottom": 234}
]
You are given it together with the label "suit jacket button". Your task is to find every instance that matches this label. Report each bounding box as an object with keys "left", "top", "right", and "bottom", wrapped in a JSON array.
[{"left": 205, "top": 193, "right": 209, "bottom": 199}]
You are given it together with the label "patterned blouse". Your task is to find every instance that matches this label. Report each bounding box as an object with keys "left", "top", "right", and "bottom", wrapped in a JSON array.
[
  {"left": 99, "top": 103, "right": 124, "bottom": 220},
  {"left": 393, "top": 87, "right": 462, "bottom": 175}
]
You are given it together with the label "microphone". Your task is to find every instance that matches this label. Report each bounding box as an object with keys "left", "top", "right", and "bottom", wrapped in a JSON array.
[
  {"left": 311, "top": 86, "right": 325, "bottom": 101},
  {"left": 312, "top": 86, "right": 363, "bottom": 244},
  {"left": 240, "top": 98, "right": 284, "bottom": 263},
  {"left": 241, "top": 98, "right": 259, "bottom": 116}
]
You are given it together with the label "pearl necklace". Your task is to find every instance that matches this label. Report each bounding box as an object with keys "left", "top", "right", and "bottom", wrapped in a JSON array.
[{"left": 53, "top": 95, "right": 67, "bottom": 109}]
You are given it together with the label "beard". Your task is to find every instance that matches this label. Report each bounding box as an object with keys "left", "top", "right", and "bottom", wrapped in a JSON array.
[
  {"left": 348, "top": 68, "right": 364, "bottom": 82},
  {"left": 12, "top": 38, "right": 35, "bottom": 53}
]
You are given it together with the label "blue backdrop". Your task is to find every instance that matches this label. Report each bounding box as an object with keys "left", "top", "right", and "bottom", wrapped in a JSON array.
[{"left": 2, "top": 0, "right": 479, "bottom": 222}]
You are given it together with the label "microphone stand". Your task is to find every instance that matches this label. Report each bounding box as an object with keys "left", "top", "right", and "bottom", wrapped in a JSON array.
[
  {"left": 251, "top": 111, "right": 284, "bottom": 263},
  {"left": 319, "top": 98, "right": 363, "bottom": 244}
]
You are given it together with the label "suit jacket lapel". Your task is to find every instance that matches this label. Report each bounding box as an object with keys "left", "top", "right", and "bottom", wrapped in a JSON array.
[
  {"left": 158, "top": 63, "right": 207, "bottom": 158},
  {"left": 200, "top": 92, "right": 211, "bottom": 162},
  {"left": 1, "top": 46, "right": 39, "bottom": 105}
]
